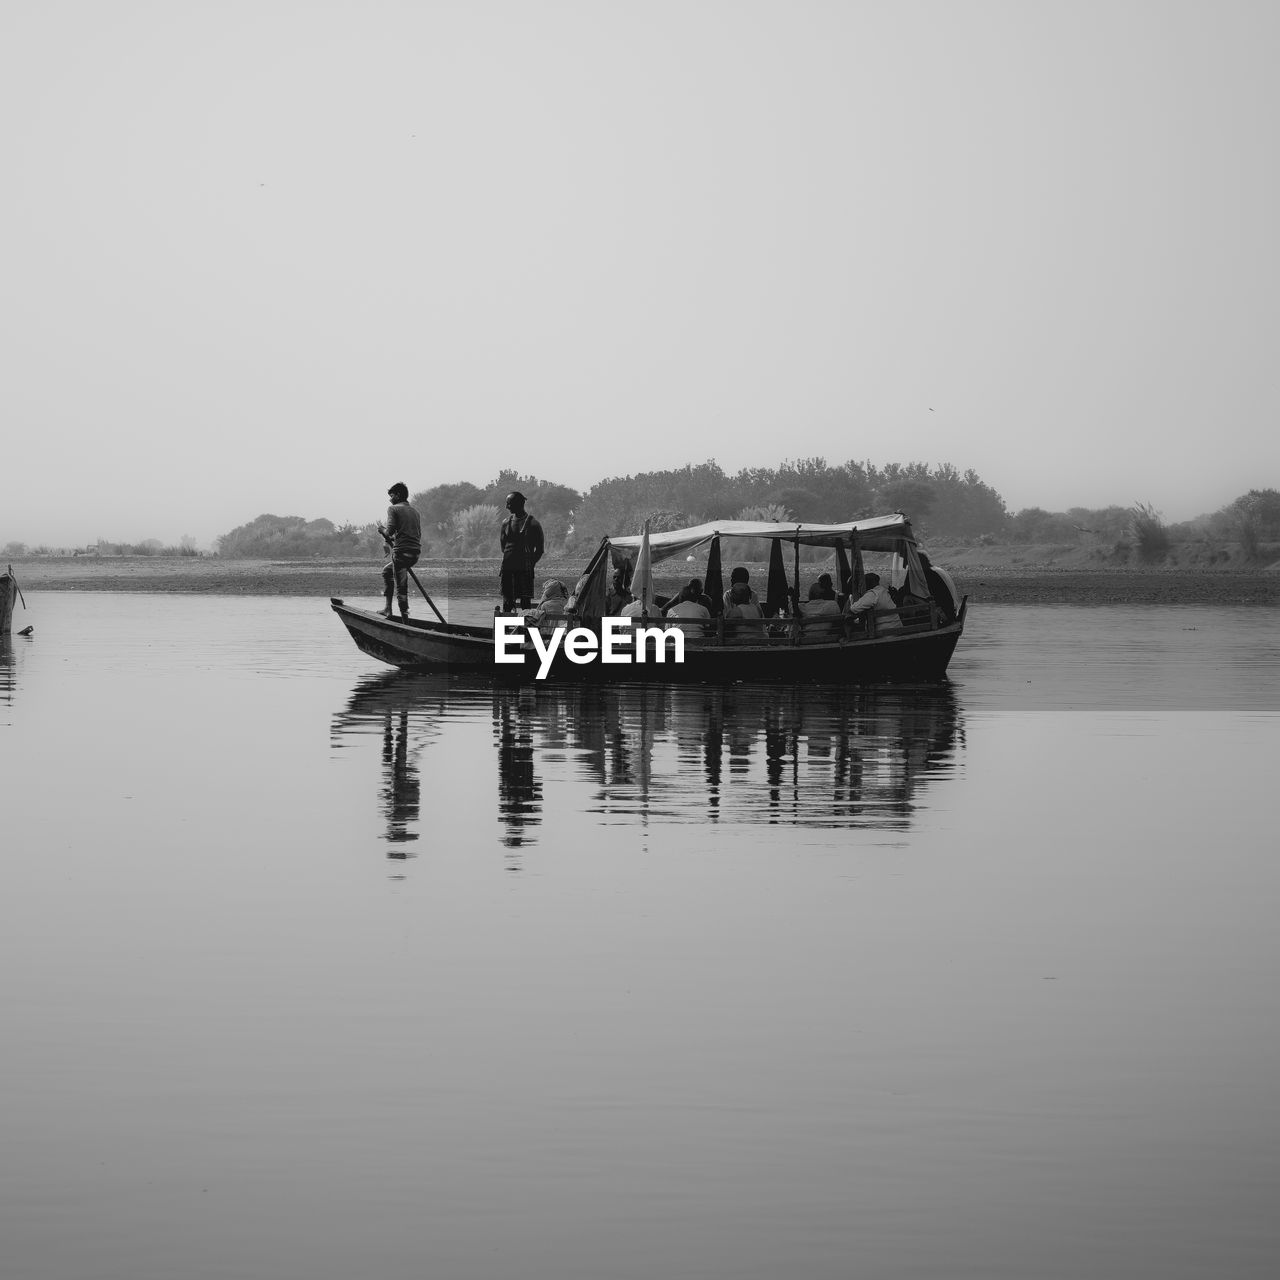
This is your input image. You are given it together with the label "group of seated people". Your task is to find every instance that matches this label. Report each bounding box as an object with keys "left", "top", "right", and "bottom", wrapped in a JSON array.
[
  {"left": 604, "top": 564, "right": 906, "bottom": 635},
  {"left": 521, "top": 556, "right": 955, "bottom": 637},
  {"left": 718, "top": 565, "right": 902, "bottom": 632}
]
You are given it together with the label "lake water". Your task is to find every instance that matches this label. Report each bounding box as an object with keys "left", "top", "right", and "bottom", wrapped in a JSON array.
[{"left": 2, "top": 592, "right": 1278, "bottom": 1280}]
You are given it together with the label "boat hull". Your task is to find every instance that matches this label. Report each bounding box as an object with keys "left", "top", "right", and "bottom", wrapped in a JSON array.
[
  {"left": 331, "top": 598, "right": 964, "bottom": 684},
  {"left": 330, "top": 599, "right": 494, "bottom": 668}
]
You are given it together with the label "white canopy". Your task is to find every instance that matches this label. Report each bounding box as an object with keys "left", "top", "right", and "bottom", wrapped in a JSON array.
[{"left": 608, "top": 515, "right": 914, "bottom": 564}]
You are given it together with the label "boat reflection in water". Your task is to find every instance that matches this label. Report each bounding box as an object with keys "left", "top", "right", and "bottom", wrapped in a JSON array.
[{"left": 332, "top": 672, "right": 964, "bottom": 853}]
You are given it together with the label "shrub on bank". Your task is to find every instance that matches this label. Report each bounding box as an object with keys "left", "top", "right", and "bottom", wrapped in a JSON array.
[{"left": 1129, "top": 503, "right": 1171, "bottom": 563}]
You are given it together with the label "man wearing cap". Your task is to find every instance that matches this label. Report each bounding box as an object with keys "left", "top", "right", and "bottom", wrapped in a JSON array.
[
  {"left": 499, "top": 491, "right": 545, "bottom": 612},
  {"left": 378, "top": 482, "right": 422, "bottom": 620}
]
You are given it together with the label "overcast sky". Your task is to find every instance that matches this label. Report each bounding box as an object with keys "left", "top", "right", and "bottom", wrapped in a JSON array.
[{"left": 3, "top": 0, "right": 1277, "bottom": 548}]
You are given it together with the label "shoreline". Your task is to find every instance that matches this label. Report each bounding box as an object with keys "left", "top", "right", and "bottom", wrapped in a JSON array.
[{"left": 5, "top": 556, "right": 1278, "bottom": 606}]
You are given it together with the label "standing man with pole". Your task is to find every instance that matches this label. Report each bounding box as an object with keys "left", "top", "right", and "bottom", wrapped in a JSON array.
[
  {"left": 499, "top": 491, "right": 544, "bottom": 613},
  {"left": 378, "top": 482, "right": 422, "bottom": 620}
]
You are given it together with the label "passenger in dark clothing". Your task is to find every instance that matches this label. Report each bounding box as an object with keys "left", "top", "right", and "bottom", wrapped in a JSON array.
[
  {"left": 499, "top": 492, "right": 545, "bottom": 611},
  {"left": 605, "top": 569, "right": 632, "bottom": 615},
  {"left": 379, "top": 482, "right": 422, "bottom": 619}
]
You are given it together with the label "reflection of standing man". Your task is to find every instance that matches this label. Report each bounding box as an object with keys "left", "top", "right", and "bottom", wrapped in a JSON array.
[
  {"left": 379, "top": 482, "right": 422, "bottom": 620},
  {"left": 381, "top": 709, "right": 420, "bottom": 851},
  {"left": 499, "top": 491, "right": 544, "bottom": 612},
  {"left": 496, "top": 695, "right": 542, "bottom": 848}
]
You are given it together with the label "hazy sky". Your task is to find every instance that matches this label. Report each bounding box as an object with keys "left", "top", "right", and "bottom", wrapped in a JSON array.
[{"left": 4, "top": 0, "right": 1277, "bottom": 547}]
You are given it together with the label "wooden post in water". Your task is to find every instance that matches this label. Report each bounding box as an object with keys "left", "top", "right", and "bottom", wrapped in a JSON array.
[{"left": 1, "top": 566, "right": 20, "bottom": 634}]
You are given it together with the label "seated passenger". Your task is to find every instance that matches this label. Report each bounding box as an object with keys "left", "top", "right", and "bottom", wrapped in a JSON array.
[
  {"left": 814, "top": 573, "right": 837, "bottom": 600},
  {"left": 526, "top": 579, "right": 569, "bottom": 626},
  {"left": 798, "top": 582, "right": 840, "bottom": 616},
  {"left": 844, "top": 572, "right": 902, "bottom": 631},
  {"left": 605, "top": 569, "right": 631, "bottom": 615},
  {"left": 722, "top": 566, "right": 759, "bottom": 611},
  {"left": 663, "top": 581, "right": 713, "bottom": 639},
  {"left": 724, "top": 582, "right": 765, "bottom": 642},
  {"left": 795, "top": 581, "right": 841, "bottom": 639},
  {"left": 724, "top": 582, "right": 763, "bottom": 620},
  {"left": 664, "top": 578, "right": 713, "bottom": 618},
  {"left": 793, "top": 581, "right": 844, "bottom": 619}
]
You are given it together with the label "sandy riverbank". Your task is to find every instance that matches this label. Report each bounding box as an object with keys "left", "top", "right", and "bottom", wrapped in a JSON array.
[{"left": 5, "top": 553, "right": 1279, "bottom": 606}]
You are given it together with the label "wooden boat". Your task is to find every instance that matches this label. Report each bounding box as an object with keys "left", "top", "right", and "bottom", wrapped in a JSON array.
[
  {"left": 1, "top": 567, "right": 19, "bottom": 634},
  {"left": 331, "top": 514, "right": 966, "bottom": 683}
]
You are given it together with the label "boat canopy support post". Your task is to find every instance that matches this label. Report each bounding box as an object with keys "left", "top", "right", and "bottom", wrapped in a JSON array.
[
  {"left": 849, "top": 532, "right": 865, "bottom": 600},
  {"left": 793, "top": 529, "right": 801, "bottom": 612},
  {"left": 836, "top": 542, "right": 852, "bottom": 598},
  {"left": 705, "top": 536, "right": 723, "bottom": 617},
  {"left": 765, "top": 539, "right": 788, "bottom": 617}
]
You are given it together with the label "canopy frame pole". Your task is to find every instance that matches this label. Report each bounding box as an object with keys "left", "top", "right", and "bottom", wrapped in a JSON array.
[
  {"left": 850, "top": 532, "right": 865, "bottom": 599},
  {"left": 792, "top": 529, "right": 801, "bottom": 616},
  {"left": 705, "top": 534, "right": 724, "bottom": 618}
]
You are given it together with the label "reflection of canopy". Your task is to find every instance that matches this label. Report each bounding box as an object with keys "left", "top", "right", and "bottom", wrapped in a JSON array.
[
  {"left": 608, "top": 516, "right": 913, "bottom": 562},
  {"left": 331, "top": 670, "right": 963, "bottom": 841}
]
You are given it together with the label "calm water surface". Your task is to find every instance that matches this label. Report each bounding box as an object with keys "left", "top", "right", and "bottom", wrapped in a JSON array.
[{"left": 2, "top": 593, "right": 1278, "bottom": 1279}]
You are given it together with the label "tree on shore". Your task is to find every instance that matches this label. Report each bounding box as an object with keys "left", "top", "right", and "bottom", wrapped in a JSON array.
[
  {"left": 410, "top": 471, "right": 581, "bottom": 556},
  {"left": 1129, "top": 502, "right": 1171, "bottom": 563},
  {"left": 216, "top": 514, "right": 380, "bottom": 558},
  {"left": 1223, "top": 488, "right": 1280, "bottom": 559},
  {"left": 451, "top": 504, "right": 503, "bottom": 556}
]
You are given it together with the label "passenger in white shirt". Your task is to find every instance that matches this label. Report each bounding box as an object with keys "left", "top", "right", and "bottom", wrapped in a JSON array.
[
  {"left": 844, "top": 572, "right": 901, "bottom": 631},
  {"left": 724, "top": 582, "right": 763, "bottom": 621}
]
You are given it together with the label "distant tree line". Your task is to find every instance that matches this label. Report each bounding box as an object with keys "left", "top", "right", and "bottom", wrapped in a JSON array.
[
  {"left": 567, "top": 458, "right": 1010, "bottom": 548},
  {"left": 410, "top": 458, "right": 1008, "bottom": 555},
  {"left": 1006, "top": 488, "right": 1280, "bottom": 562},
  {"left": 3, "top": 537, "right": 201, "bottom": 557},
  {"left": 204, "top": 466, "right": 1279, "bottom": 564}
]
